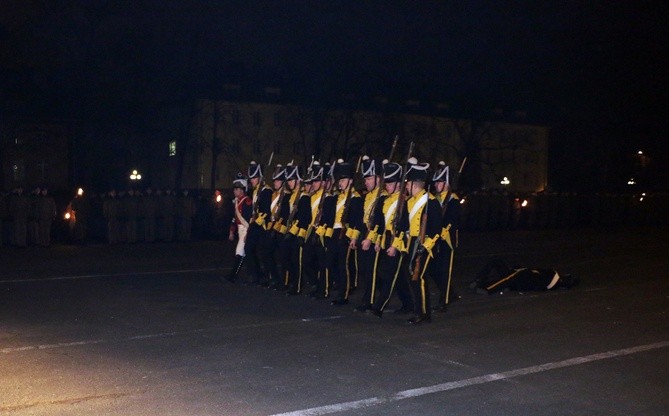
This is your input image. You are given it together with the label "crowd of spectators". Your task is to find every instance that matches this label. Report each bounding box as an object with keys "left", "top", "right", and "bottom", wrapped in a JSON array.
[{"left": 0, "top": 187, "right": 667, "bottom": 248}]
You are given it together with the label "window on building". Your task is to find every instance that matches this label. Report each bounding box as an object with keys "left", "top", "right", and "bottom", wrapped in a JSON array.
[
  {"left": 253, "top": 112, "right": 261, "bottom": 126},
  {"left": 169, "top": 140, "right": 177, "bottom": 156}
]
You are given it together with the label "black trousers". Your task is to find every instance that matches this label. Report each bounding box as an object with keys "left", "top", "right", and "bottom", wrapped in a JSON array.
[
  {"left": 357, "top": 246, "right": 380, "bottom": 306},
  {"left": 326, "top": 234, "right": 358, "bottom": 301},
  {"left": 372, "top": 250, "right": 413, "bottom": 312}
]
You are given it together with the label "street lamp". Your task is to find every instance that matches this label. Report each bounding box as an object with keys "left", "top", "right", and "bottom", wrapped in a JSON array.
[
  {"left": 500, "top": 176, "right": 510, "bottom": 186},
  {"left": 130, "top": 169, "right": 142, "bottom": 181}
]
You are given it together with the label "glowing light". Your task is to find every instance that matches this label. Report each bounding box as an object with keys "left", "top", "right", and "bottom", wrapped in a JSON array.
[
  {"left": 521, "top": 199, "right": 528, "bottom": 207},
  {"left": 130, "top": 169, "right": 142, "bottom": 181},
  {"left": 628, "top": 178, "right": 636, "bottom": 185},
  {"left": 77, "top": 188, "right": 84, "bottom": 196},
  {"left": 216, "top": 194, "right": 222, "bottom": 203},
  {"left": 500, "top": 176, "right": 510, "bottom": 185},
  {"left": 64, "top": 212, "right": 71, "bottom": 220},
  {"left": 638, "top": 150, "right": 643, "bottom": 155}
]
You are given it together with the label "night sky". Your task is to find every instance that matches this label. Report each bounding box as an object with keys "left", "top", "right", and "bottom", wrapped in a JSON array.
[{"left": 1, "top": 1, "right": 668, "bottom": 189}]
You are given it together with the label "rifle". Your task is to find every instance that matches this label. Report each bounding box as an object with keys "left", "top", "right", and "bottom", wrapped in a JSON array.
[
  {"left": 338, "top": 156, "right": 363, "bottom": 239},
  {"left": 251, "top": 152, "right": 274, "bottom": 221},
  {"left": 411, "top": 184, "right": 430, "bottom": 281},
  {"left": 390, "top": 142, "right": 415, "bottom": 235},
  {"left": 442, "top": 156, "right": 466, "bottom": 304},
  {"left": 365, "top": 135, "right": 398, "bottom": 231}
]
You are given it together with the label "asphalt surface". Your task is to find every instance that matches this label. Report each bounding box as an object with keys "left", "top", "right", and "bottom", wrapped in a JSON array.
[{"left": 1, "top": 227, "right": 668, "bottom": 416}]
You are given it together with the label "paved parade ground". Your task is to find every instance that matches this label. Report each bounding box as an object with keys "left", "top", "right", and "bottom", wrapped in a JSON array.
[{"left": 1, "top": 226, "right": 668, "bottom": 415}]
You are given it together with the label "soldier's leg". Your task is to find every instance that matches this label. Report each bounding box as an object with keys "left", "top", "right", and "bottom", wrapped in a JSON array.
[
  {"left": 355, "top": 247, "right": 378, "bottom": 311},
  {"left": 244, "top": 223, "right": 263, "bottom": 284},
  {"left": 408, "top": 254, "right": 432, "bottom": 323}
]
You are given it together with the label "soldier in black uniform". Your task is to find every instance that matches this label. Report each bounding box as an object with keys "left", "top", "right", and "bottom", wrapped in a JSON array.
[
  {"left": 323, "top": 160, "right": 364, "bottom": 305},
  {"left": 245, "top": 161, "right": 273, "bottom": 285},
  {"left": 355, "top": 156, "right": 383, "bottom": 312},
  {"left": 264, "top": 164, "right": 288, "bottom": 287},
  {"left": 310, "top": 162, "right": 337, "bottom": 299},
  {"left": 394, "top": 158, "right": 443, "bottom": 324},
  {"left": 274, "top": 163, "right": 303, "bottom": 290},
  {"left": 431, "top": 161, "right": 461, "bottom": 312},
  {"left": 287, "top": 162, "right": 323, "bottom": 294},
  {"left": 369, "top": 161, "right": 414, "bottom": 317}
]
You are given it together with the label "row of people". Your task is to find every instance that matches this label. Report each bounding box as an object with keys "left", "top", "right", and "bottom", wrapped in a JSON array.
[
  {"left": 225, "top": 155, "right": 462, "bottom": 325},
  {"left": 65, "top": 188, "right": 198, "bottom": 244},
  {"left": 0, "top": 187, "right": 57, "bottom": 247}
]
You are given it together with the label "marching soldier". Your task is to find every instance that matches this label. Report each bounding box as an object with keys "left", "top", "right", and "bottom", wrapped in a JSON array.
[
  {"left": 227, "top": 173, "right": 252, "bottom": 282},
  {"left": 431, "top": 161, "right": 461, "bottom": 311},
  {"left": 323, "top": 159, "right": 364, "bottom": 305},
  {"left": 355, "top": 156, "right": 383, "bottom": 312},
  {"left": 262, "top": 164, "right": 287, "bottom": 287},
  {"left": 310, "top": 162, "right": 338, "bottom": 298},
  {"left": 288, "top": 162, "right": 325, "bottom": 295},
  {"left": 245, "top": 160, "right": 273, "bottom": 285},
  {"left": 369, "top": 161, "right": 414, "bottom": 317},
  {"left": 274, "top": 163, "right": 303, "bottom": 290},
  {"left": 394, "top": 158, "right": 442, "bottom": 324}
]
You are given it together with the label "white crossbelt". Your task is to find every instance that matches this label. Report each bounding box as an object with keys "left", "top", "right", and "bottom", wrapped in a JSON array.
[{"left": 408, "top": 193, "right": 428, "bottom": 223}]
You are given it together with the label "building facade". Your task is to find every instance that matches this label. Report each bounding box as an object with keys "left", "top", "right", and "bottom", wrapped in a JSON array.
[
  {"left": 182, "top": 98, "right": 548, "bottom": 193},
  {"left": 0, "top": 120, "right": 71, "bottom": 192}
]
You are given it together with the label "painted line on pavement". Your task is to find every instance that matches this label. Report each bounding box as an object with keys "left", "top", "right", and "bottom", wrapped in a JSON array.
[
  {"left": 0, "top": 267, "right": 228, "bottom": 283},
  {"left": 0, "top": 316, "right": 343, "bottom": 355},
  {"left": 269, "top": 340, "right": 669, "bottom": 416}
]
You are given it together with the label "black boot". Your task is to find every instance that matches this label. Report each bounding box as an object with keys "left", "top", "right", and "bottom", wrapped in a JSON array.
[{"left": 226, "top": 255, "right": 244, "bottom": 283}]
